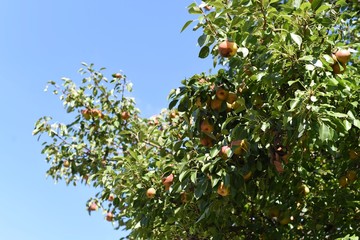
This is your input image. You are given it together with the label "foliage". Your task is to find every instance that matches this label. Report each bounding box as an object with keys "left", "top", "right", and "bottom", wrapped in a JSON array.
[{"left": 33, "top": 1, "right": 360, "bottom": 239}]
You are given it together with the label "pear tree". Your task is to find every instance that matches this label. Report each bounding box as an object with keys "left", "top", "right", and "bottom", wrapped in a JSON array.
[{"left": 34, "top": 1, "right": 360, "bottom": 239}]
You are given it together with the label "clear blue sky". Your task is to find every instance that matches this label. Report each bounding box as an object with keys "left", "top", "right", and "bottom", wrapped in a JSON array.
[{"left": 0, "top": 1, "right": 213, "bottom": 239}]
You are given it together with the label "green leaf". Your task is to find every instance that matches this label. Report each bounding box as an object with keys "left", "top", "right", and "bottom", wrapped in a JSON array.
[
  {"left": 353, "top": 119, "right": 360, "bottom": 129},
  {"left": 292, "top": 0, "right": 302, "bottom": 8},
  {"left": 179, "top": 170, "right": 190, "bottom": 182},
  {"left": 257, "top": 160, "right": 263, "bottom": 171},
  {"left": 311, "top": 0, "right": 323, "bottom": 11},
  {"left": 305, "top": 64, "right": 315, "bottom": 71},
  {"left": 194, "top": 179, "right": 208, "bottom": 199},
  {"left": 181, "top": 20, "right": 193, "bottom": 33},
  {"left": 210, "top": 147, "right": 220, "bottom": 158},
  {"left": 298, "top": 55, "right": 314, "bottom": 61},
  {"left": 128, "top": 149, "right": 138, "bottom": 160},
  {"left": 199, "top": 46, "right": 210, "bottom": 58},
  {"left": 168, "top": 99, "right": 178, "bottom": 110},
  {"left": 188, "top": 6, "right": 202, "bottom": 14},
  {"left": 238, "top": 47, "right": 249, "bottom": 58},
  {"left": 319, "top": 122, "right": 333, "bottom": 142},
  {"left": 315, "top": 4, "right": 330, "bottom": 15},
  {"left": 190, "top": 170, "right": 197, "bottom": 184},
  {"left": 290, "top": 98, "right": 301, "bottom": 111},
  {"left": 290, "top": 33, "right": 302, "bottom": 49},
  {"left": 221, "top": 116, "right": 239, "bottom": 131},
  {"left": 178, "top": 95, "right": 190, "bottom": 112},
  {"left": 326, "top": 111, "right": 348, "bottom": 118},
  {"left": 198, "top": 34, "right": 207, "bottom": 47},
  {"left": 343, "top": 120, "right": 352, "bottom": 131},
  {"left": 196, "top": 207, "right": 210, "bottom": 223},
  {"left": 347, "top": 110, "right": 355, "bottom": 120}
]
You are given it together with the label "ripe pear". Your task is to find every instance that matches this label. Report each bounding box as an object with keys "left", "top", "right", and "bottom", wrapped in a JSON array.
[
  {"left": 335, "top": 49, "right": 351, "bottom": 64},
  {"left": 220, "top": 146, "right": 231, "bottom": 160},
  {"left": 146, "top": 187, "right": 156, "bottom": 199},
  {"left": 200, "top": 136, "right": 213, "bottom": 147},
  {"left": 121, "top": 111, "right": 130, "bottom": 120},
  {"left": 106, "top": 212, "right": 114, "bottom": 222},
  {"left": 216, "top": 87, "right": 229, "bottom": 101},
  {"left": 210, "top": 98, "right": 223, "bottom": 111},
  {"left": 81, "top": 109, "right": 91, "bottom": 120},
  {"left": 226, "top": 92, "right": 238, "bottom": 104},
  {"left": 339, "top": 176, "right": 348, "bottom": 188},
  {"left": 63, "top": 160, "right": 70, "bottom": 168},
  {"left": 349, "top": 150, "right": 359, "bottom": 160},
  {"left": 243, "top": 171, "right": 252, "bottom": 181},
  {"left": 108, "top": 194, "right": 115, "bottom": 201},
  {"left": 88, "top": 202, "right": 98, "bottom": 211},
  {"left": 231, "top": 139, "right": 249, "bottom": 155},
  {"left": 200, "top": 119, "right": 214, "bottom": 133},
  {"left": 346, "top": 170, "right": 357, "bottom": 183},
  {"left": 162, "top": 174, "right": 174, "bottom": 191},
  {"left": 217, "top": 182, "right": 230, "bottom": 196},
  {"left": 218, "top": 40, "right": 238, "bottom": 58}
]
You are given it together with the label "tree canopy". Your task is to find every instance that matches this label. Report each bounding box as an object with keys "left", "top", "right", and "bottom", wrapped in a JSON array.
[{"left": 33, "top": 0, "right": 360, "bottom": 239}]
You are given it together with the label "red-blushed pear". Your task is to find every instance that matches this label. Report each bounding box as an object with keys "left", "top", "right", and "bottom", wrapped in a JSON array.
[
  {"left": 121, "top": 111, "right": 130, "bottom": 120},
  {"left": 220, "top": 145, "right": 231, "bottom": 160},
  {"left": 63, "top": 160, "right": 70, "bottom": 168},
  {"left": 231, "top": 139, "right": 249, "bottom": 155},
  {"left": 200, "top": 136, "right": 213, "bottom": 147},
  {"left": 217, "top": 182, "right": 230, "bottom": 196},
  {"left": 331, "top": 53, "right": 346, "bottom": 74},
  {"left": 332, "top": 62, "right": 346, "bottom": 74},
  {"left": 149, "top": 115, "right": 160, "bottom": 125},
  {"left": 162, "top": 174, "right": 174, "bottom": 191},
  {"left": 106, "top": 212, "right": 114, "bottom": 222},
  {"left": 210, "top": 98, "right": 223, "bottom": 111},
  {"left": 88, "top": 202, "right": 98, "bottom": 211},
  {"left": 198, "top": 78, "right": 207, "bottom": 84},
  {"left": 216, "top": 87, "right": 229, "bottom": 101},
  {"left": 81, "top": 109, "right": 91, "bottom": 120},
  {"left": 218, "top": 40, "right": 238, "bottom": 58},
  {"left": 169, "top": 111, "right": 178, "bottom": 119},
  {"left": 200, "top": 119, "right": 214, "bottom": 133},
  {"left": 335, "top": 49, "right": 351, "bottom": 64},
  {"left": 108, "top": 194, "right": 115, "bottom": 202},
  {"left": 204, "top": 5, "right": 212, "bottom": 11},
  {"left": 274, "top": 160, "right": 284, "bottom": 173},
  {"left": 91, "top": 109, "right": 103, "bottom": 119},
  {"left": 146, "top": 187, "right": 156, "bottom": 199},
  {"left": 112, "top": 73, "right": 122, "bottom": 78},
  {"left": 226, "top": 92, "right": 237, "bottom": 104}
]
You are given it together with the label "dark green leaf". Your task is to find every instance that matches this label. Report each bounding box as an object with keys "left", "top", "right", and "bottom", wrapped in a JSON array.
[
  {"left": 311, "top": 0, "right": 323, "bottom": 11},
  {"left": 198, "top": 46, "right": 210, "bottom": 59}
]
